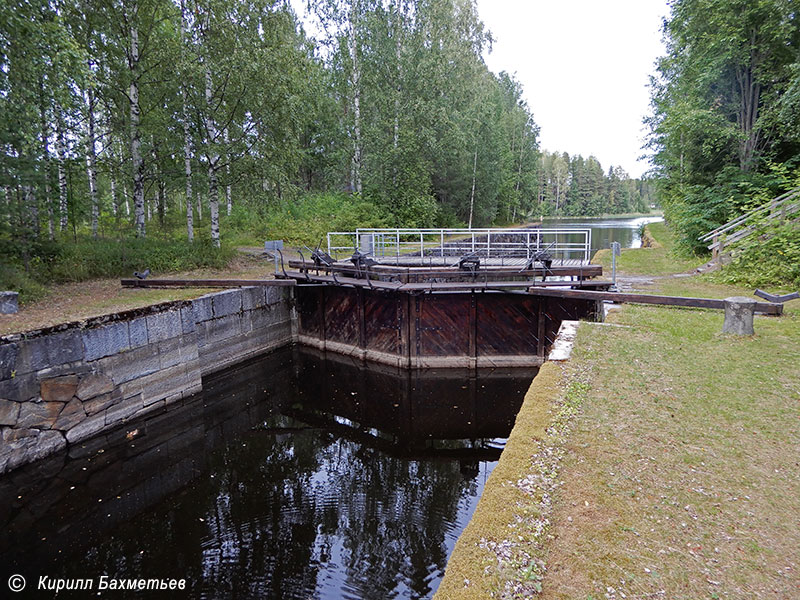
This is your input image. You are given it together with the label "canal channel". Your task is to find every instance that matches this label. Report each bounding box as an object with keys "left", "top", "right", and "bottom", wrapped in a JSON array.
[{"left": 1, "top": 346, "right": 537, "bottom": 599}]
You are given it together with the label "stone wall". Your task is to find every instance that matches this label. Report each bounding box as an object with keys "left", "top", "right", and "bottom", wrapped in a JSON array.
[{"left": 0, "top": 286, "right": 294, "bottom": 474}]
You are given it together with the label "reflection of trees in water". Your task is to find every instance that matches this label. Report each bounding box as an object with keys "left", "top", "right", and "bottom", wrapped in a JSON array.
[
  {"left": 187, "top": 424, "right": 475, "bottom": 599},
  {"left": 29, "top": 347, "right": 517, "bottom": 599}
]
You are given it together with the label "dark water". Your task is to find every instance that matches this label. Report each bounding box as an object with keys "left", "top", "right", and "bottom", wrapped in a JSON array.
[
  {"left": 543, "top": 215, "right": 664, "bottom": 253},
  {"left": 0, "top": 346, "right": 537, "bottom": 599}
]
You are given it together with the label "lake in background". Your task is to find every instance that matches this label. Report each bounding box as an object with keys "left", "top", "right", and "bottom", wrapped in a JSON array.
[{"left": 542, "top": 215, "right": 664, "bottom": 253}]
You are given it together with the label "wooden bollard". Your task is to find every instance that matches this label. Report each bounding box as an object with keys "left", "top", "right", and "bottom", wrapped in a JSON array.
[{"left": 722, "top": 296, "right": 756, "bottom": 335}]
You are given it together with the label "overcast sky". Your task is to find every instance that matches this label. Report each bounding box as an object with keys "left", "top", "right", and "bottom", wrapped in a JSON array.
[
  {"left": 475, "top": 0, "right": 670, "bottom": 178},
  {"left": 291, "top": 0, "right": 671, "bottom": 178}
]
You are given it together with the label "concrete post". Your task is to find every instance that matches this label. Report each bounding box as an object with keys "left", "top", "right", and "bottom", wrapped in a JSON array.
[
  {"left": 722, "top": 296, "right": 756, "bottom": 335},
  {"left": 0, "top": 291, "right": 19, "bottom": 314}
]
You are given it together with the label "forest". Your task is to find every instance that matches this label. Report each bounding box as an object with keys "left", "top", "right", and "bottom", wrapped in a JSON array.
[
  {"left": 648, "top": 0, "right": 800, "bottom": 269},
  {"left": 0, "top": 0, "right": 652, "bottom": 295}
]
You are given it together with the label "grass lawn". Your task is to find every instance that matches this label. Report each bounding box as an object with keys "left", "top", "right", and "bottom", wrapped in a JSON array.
[
  {"left": 539, "top": 226, "right": 800, "bottom": 599},
  {"left": 0, "top": 253, "right": 277, "bottom": 335},
  {"left": 437, "top": 221, "right": 799, "bottom": 599}
]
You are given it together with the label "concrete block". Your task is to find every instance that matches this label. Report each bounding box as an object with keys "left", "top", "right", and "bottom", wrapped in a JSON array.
[
  {"left": 180, "top": 306, "right": 197, "bottom": 334},
  {"left": 83, "top": 322, "right": 130, "bottom": 361},
  {"left": 106, "top": 345, "right": 160, "bottom": 385},
  {"left": 212, "top": 289, "right": 242, "bottom": 318},
  {"left": 146, "top": 310, "right": 182, "bottom": 344},
  {"left": 18, "top": 330, "right": 84, "bottom": 373},
  {"left": 0, "top": 399, "right": 19, "bottom": 426},
  {"left": 0, "top": 342, "right": 19, "bottom": 380},
  {"left": 105, "top": 393, "right": 143, "bottom": 426},
  {"left": 128, "top": 317, "right": 149, "bottom": 348},
  {"left": 0, "top": 291, "right": 19, "bottom": 314},
  {"left": 53, "top": 398, "right": 87, "bottom": 431},
  {"left": 192, "top": 295, "right": 214, "bottom": 323},
  {"left": 241, "top": 286, "right": 266, "bottom": 311},
  {"left": 40, "top": 375, "right": 78, "bottom": 402},
  {"left": 65, "top": 411, "right": 107, "bottom": 444},
  {"left": 76, "top": 373, "right": 114, "bottom": 401},
  {"left": 17, "top": 400, "right": 63, "bottom": 429}
]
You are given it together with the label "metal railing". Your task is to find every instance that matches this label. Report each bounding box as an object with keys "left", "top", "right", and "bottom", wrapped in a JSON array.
[{"left": 326, "top": 228, "right": 593, "bottom": 263}]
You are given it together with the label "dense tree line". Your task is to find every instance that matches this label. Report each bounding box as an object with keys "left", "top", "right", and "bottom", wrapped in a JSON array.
[
  {"left": 648, "top": 0, "right": 800, "bottom": 251},
  {"left": 536, "top": 151, "right": 651, "bottom": 217},
  {"left": 1, "top": 0, "right": 649, "bottom": 258}
]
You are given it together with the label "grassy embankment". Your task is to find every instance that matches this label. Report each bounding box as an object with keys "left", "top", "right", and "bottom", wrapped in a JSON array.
[{"left": 437, "top": 222, "right": 800, "bottom": 599}]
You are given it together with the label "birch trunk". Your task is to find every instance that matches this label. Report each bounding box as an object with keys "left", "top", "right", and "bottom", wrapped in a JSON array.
[
  {"left": 349, "top": 1, "right": 362, "bottom": 195},
  {"left": 55, "top": 106, "right": 69, "bottom": 232},
  {"left": 86, "top": 88, "right": 99, "bottom": 238},
  {"left": 180, "top": 0, "right": 194, "bottom": 242},
  {"left": 224, "top": 127, "right": 231, "bottom": 215},
  {"left": 468, "top": 146, "right": 477, "bottom": 228},
  {"left": 110, "top": 172, "right": 118, "bottom": 216},
  {"left": 206, "top": 68, "right": 220, "bottom": 247},
  {"left": 39, "top": 93, "right": 54, "bottom": 240},
  {"left": 129, "top": 12, "right": 145, "bottom": 237}
]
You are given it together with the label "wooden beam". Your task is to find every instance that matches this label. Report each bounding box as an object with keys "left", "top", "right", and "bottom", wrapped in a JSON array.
[
  {"left": 526, "top": 287, "right": 783, "bottom": 315},
  {"left": 121, "top": 278, "right": 296, "bottom": 288}
]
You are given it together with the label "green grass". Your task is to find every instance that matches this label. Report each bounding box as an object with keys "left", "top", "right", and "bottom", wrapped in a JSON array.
[{"left": 593, "top": 222, "right": 705, "bottom": 276}]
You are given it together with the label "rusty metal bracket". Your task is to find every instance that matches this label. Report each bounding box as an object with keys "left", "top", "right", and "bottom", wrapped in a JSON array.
[{"left": 276, "top": 248, "right": 288, "bottom": 278}]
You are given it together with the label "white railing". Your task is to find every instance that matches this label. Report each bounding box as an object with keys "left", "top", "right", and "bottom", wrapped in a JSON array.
[{"left": 326, "top": 228, "right": 593, "bottom": 263}]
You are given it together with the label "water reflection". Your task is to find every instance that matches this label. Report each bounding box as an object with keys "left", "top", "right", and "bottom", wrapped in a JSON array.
[
  {"left": 0, "top": 346, "right": 536, "bottom": 599},
  {"left": 543, "top": 215, "right": 664, "bottom": 252}
]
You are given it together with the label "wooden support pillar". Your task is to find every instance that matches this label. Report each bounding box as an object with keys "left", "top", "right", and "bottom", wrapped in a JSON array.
[
  {"left": 537, "top": 298, "right": 546, "bottom": 357},
  {"left": 468, "top": 292, "right": 477, "bottom": 365}
]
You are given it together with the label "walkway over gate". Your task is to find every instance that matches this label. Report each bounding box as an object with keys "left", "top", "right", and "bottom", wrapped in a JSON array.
[{"left": 326, "top": 227, "right": 593, "bottom": 265}]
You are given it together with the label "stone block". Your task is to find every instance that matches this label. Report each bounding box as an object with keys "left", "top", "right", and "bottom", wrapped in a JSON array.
[
  {"left": 128, "top": 317, "right": 149, "bottom": 349},
  {"left": 65, "top": 411, "right": 107, "bottom": 444},
  {"left": 17, "top": 400, "right": 63, "bottom": 429},
  {"left": 137, "top": 363, "right": 200, "bottom": 407},
  {"left": 192, "top": 295, "right": 214, "bottom": 323},
  {"left": 146, "top": 310, "right": 182, "bottom": 344},
  {"left": 2, "top": 426, "right": 38, "bottom": 443},
  {"left": 0, "top": 342, "right": 19, "bottom": 380},
  {"left": 203, "top": 313, "right": 243, "bottom": 347},
  {"left": 194, "top": 321, "right": 209, "bottom": 349},
  {"left": 0, "top": 372, "right": 39, "bottom": 403},
  {"left": 40, "top": 375, "right": 78, "bottom": 402},
  {"left": 157, "top": 336, "right": 184, "bottom": 369},
  {"left": 212, "top": 289, "right": 242, "bottom": 318},
  {"left": 265, "top": 285, "right": 287, "bottom": 306},
  {"left": 76, "top": 373, "right": 114, "bottom": 400},
  {"left": 1, "top": 429, "right": 66, "bottom": 474},
  {"left": 105, "top": 393, "right": 143, "bottom": 426},
  {"left": 83, "top": 391, "right": 120, "bottom": 416},
  {"left": 0, "top": 399, "right": 19, "bottom": 426},
  {"left": 723, "top": 296, "right": 756, "bottom": 335},
  {"left": 180, "top": 305, "right": 197, "bottom": 334},
  {"left": 53, "top": 398, "right": 87, "bottom": 431},
  {"left": 83, "top": 322, "right": 130, "bottom": 361},
  {"left": 241, "top": 286, "right": 266, "bottom": 311},
  {"left": 0, "top": 291, "right": 19, "bottom": 314},
  {"left": 18, "top": 330, "right": 84, "bottom": 373},
  {"left": 107, "top": 345, "right": 160, "bottom": 385}
]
